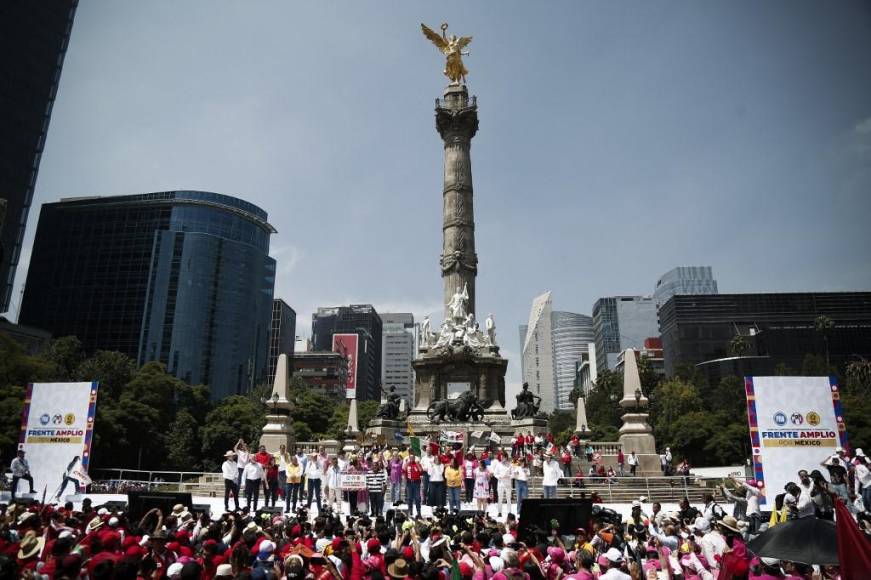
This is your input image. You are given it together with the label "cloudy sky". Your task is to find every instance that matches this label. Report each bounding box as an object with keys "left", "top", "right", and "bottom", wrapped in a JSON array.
[{"left": 11, "top": 1, "right": 871, "bottom": 396}]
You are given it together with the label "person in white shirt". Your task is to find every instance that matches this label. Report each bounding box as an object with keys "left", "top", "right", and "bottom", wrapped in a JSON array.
[
  {"left": 599, "top": 547, "right": 631, "bottom": 580},
  {"left": 234, "top": 440, "right": 250, "bottom": 486},
  {"left": 243, "top": 459, "right": 264, "bottom": 509},
  {"left": 627, "top": 451, "right": 639, "bottom": 476},
  {"left": 427, "top": 455, "right": 445, "bottom": 507},
  {"left": 491, "top": 456, "right": 514, "bottom": 517},
  {"left": 732, "top": 476, "right": 763, "bottom": 533},
  {"left": 10, "top": 449, "right": 35, "bottom": 500},
  {"left": 305, "top": 452, "right": 323, "bottom": 510},
  {"left": 699, "top": 524, "right": 727, "bottom": 575},
  {"left": 420, "top": 450, "right": 434, "bottom": 506},
  {"left": 855, "top": 455, "right": 871, "bottom": 511},
  {"left": 513, "top": 458, "right": 530, "bottom": 515},
  {"left": 541, "top": 453, "right": 562, "bottom": 498},
  {"left": 325, "top": 457, "right": 342, "bottom": 513},
  {"left": 221, "top": 450, "right": 239, "bottom": 512}
]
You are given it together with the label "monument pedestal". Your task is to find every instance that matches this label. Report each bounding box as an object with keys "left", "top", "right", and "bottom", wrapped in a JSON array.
[
  {"left": 366, "top": 418, "right": 403, "bottom": 441},
  {"left": 511, "top": 417, "right": 549, "bottom": 436},
  {"left": 619, "top": 411, "right": 659, "bottom": 475},
  {"left": 260, "top": 354, "right": 295, "bottom": 453}
]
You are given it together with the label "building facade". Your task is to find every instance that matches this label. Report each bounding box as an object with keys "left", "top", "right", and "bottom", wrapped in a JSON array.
[
  {"left": 551, "top": 311, "right": 594, "bottom": 410},
  {"left": 381, "top": 313, "right": 415, "bottom": 406},
  {"left": 520, "top": 292, "right": 556, "bottom": 412},
  {"left": 20, "top": 191, "right": 276, "bottom": 398},
  {"left": 266, "top": 299, "right": 296, "bottom": 387},
  {"left": 592, "top": 295, "right": 658, "bottom": 371},
  {"left": 658, "top": 292, "right": 871, "bottom": 377},
  {"left": 653, "top": 266, "right": 718, "bottom": 307},
  {"left": 0, "top": 1, "right": 78, "bottom": 313},
  {"left": 311, "top": 304, "right": 383, "bottom": 401},
  {"left": 292, "top": 351, "right": 348, "bottom": 398}
]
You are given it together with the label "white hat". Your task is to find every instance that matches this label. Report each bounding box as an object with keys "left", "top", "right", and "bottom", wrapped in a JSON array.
[
  {"left": 760, "top": 557, "right": 781, "bottom": 567},
  {"left": 631, "top": 500, "right": 641, "bottom": 508},
  {"left": 97, "top": 508, "right": 109, "bottom": 516},
  {"left": 835, "top": 446, "right": 845, "bottom": 453},
  {"left": 216, "top": 564, "right": 233, "bottom": 577},
  {"left": 167, "top": 562, "right": 184, "bottom": 577},
  {"left": 259, "top": 540, "right": 276, "bottom": 554},
  {"left": 605, "top": 547, "right": 623, "bottom": 563},
  {"left": 856, "top": 448, "right": 866, "bottom": 458},
  {"left": 59, "top": 530, "right": 73, "bottom": 539},
  {"left": 489, "top": 556, "right": 504, "bottom": 572},
  {"left": 502, "top": 533, "right": 515, "bottom": 546},
  {"left": 108, "top": 517, "right": 119, "bottom": 527}
]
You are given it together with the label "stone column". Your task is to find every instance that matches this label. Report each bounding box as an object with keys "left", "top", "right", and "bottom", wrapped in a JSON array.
[
  {"left": 260, "top": 354, "right": 295, "bottom": 453},
  {"left": 618, "top": 349, "right": 658, "bottom": 474},
  {"left": 436, "top": 85, "right": 479, "bottom": 319}
]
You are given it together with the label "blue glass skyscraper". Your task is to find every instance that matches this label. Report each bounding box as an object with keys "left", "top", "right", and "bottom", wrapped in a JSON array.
[{"left": 20, "top": 191, "right": 276, "bottom": 399}]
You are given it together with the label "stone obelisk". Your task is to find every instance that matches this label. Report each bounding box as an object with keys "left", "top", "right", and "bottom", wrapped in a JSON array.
[
  {"left": 618, "top": 348, "right": 659, "bottom": 475},
  {"left": 437, "top": 86, "right": 479, "bottom": 319}
]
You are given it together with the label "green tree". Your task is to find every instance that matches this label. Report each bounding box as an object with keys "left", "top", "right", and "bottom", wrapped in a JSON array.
[
  {"left": 200, "top": 396, "right": 267, "bottom": 470},
  {"left": 708, "top": 376, "right": 747, "bottom": 425},
  {"left": 166, "top": 410, "right": 201, "bottom": 470},
  {"left": 728, "top": 334, "right": 749, "bottom": 357},
  {"left": 75, "top": 350, "right": 137, "bottom": 399},
  {"left": 548, "top": 410, "right": 575, "bottom": 437},
  {"left": 801, "top": 353, "right": 836, "bottom": 377},
  {"left": 814, "top": 315, "right": 835, "bottom": 367},
  {"left": 0, "top": 334, "right": 55, "bottom": 459},
  {"left": 846, "top": 357, "right": 871, "bottom": 397},
  {"left": 43, "top": 336, "right": 85, "bottom": 380},
  {"left": 585, "top": 369, "right": 623, "bottom": 439},
  {"left": 650, "top": 378, "right": 704, "bottom": 450}
]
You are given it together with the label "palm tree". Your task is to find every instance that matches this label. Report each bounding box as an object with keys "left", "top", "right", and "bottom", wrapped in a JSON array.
[
  {"left": 814, "top": 315, "right": 835, "bottom": 367},
  {"left": 728, "top": 334, "right": 749, "bottom": 357}
]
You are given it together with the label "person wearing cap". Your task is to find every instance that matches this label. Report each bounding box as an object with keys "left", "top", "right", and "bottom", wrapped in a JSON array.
[
  {"left": 221, "top": 450, "right": 239, "bottom": 512},
  {"left": 542, "top": 452, "right": 562, "bottom": 499},
  {"left": 10, "top": 449, "right": 35, "bottom": 500},
  {"left": 598, "top": 547, "right": 630, "bottom": 579},
  {"left": 730, "top": 476, "right": 762, "bottom": 534}
]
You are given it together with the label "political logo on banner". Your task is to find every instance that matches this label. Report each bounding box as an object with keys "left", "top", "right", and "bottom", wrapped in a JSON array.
[
  {"left": 745, "top": 376, "right": 848, "bottom": 506},
  {"left": 19, "top": 382, "right": 99, "bottom": 501}
]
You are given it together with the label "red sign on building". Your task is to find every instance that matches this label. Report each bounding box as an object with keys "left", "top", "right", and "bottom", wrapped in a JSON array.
[{"left": 332, "top": 333, "right": 358, "bottom": 399}]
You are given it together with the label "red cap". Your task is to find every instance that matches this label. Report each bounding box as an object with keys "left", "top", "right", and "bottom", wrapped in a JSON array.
[
  {"left": 367, "top": 539, "right": 381, "bottom": 553},
  {"left": 402, "top": 546, "right": 415, "bottom": 560},
  {"left": 459, "top": 561, "right": 474, "bottom": 578}
]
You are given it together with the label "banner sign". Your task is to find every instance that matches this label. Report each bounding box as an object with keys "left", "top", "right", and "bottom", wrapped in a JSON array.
[
  {"left": 338, "top": 473, "right": 367, "bottom": 491},
  {"left": 332, "top": 334, "right": 359, "bottom": 399},
  {"left": 18, "top": 382, "right": 99, "bottom": 501},
  {"left": 745, "top": 376, "right": 847, "bottom": 506},
  {"left": 439, "top": 431, "right": 465, "bottom": 444}
]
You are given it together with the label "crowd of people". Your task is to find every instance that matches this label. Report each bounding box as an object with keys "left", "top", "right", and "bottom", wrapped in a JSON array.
[
  {"left": 0, "top": 477, "right": 855, "bottom": 579},
  {"left": 3, "top": 438, "right": 870, "bottom": 578}
]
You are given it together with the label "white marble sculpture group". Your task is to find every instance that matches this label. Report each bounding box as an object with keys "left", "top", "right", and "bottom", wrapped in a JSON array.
[{"left": 419, "top": 283, "right": 498, "bottom": 354}]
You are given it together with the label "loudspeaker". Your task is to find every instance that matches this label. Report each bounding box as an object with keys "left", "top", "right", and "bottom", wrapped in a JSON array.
[
  {"left": 518, "top": 498, "right": 593, "bottom": 544},
  {"left": 98, "top": 500, "right": 128, "bottom": 512},
  {"left": 126, "top": 491, "right": 193, "bottom": 521},
  {"left": 192, "top": 503, "right": 212, "bottom": 515},
  {"left": 259, "top": 506, "right": 284, "bottom": 515}
]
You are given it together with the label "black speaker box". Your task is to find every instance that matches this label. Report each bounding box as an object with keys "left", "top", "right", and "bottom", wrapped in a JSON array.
[
  {"left": 126, "top": 491, "right": 193, "bottom": 521},
  {"left": 517, "top": 498, "right": 593, "bottom": 544}
]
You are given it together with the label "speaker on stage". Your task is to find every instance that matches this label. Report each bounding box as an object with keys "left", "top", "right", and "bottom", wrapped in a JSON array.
[
  {"left": 259, "top": 506, "right": 284, "bottom": 516},
  {"left": 126, "top": 491, "right": 193, "bottom": 521},
  {"left": 517, "top": 498, "right": 593, "bottom": 544}
]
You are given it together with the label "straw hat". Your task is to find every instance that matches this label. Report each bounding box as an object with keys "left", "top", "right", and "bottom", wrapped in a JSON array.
[
  {"left": 224, "top": 450, "right": 236, "bottom": 458},
  {"left": 17, "top": 530, "right": 45, "bottom": 560},
  {"left": 388, "top": 558, "right": 410, "bottom": 579},
  {"left": 717, "top": 515, "right": 742, "bottom": 534},
  {"left": 86, "top": 516, "right": 105, "bottom": 533}
]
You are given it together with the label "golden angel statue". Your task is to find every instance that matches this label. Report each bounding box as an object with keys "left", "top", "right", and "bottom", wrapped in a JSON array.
[{"left": 421, "top": 23, "right": 472, "bottom": 85}]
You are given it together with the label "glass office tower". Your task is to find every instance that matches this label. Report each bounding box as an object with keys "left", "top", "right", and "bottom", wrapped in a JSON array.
[{"left": 20, "top": 191, "right": 276, "bottom": 399}]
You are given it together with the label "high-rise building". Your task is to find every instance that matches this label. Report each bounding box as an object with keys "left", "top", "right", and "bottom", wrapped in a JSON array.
[
  {"left": 592, "top": 296, "right": 658, "bottom": 371},
  {"left": 381, "top": 313, "right": 415, "bottom": 406},
  {"left": 659, "top": 292, "right": 871, "bottom": 377},
  {"left": 551, "top": 311, "right": 594, "bottom": 410},
  {"left": 266, "top": 299, "right": 296, "bottom": 387},
  {"left": 292, "top": 351, "right": 348, "bottom": 397},
  {"left": 520, "top": 293, "right": 595, "bottom": 412},
  {"left": 653, "top": 266, "right": 718, "bottom": 307},
  {"left": 0, "top": 1, "right": 78, "bottom": 313},
  {"left": 311, "top": 304, "right": 383, "bottom": 401},
  {"left": 20, "top": 191, "right": 276, "bottom": 399},
  {"left": 520, "top": 292, "right": 556, "bottom": 412}
]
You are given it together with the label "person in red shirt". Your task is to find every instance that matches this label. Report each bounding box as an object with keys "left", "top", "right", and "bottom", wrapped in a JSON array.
[
  {"left": 254, "top": 445, "right": 272, "bottom": 500},
  {"left": 514, "top": 434, "right": 524, "bottom": 458},
  {"left": 524, "top": 432, "right": 534, "bottom": 454},
  {"left": 404, "top": 454, "right": 423, "bottom": 517},
  {"left": 264, "top": 457, "right": 279, "bottom": 508},
  {"left": 560, "top": 449, "right": 573, "bottom": 477},
  {"left": 570, "top": 434, "right": 580, "bottom": 457}
]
